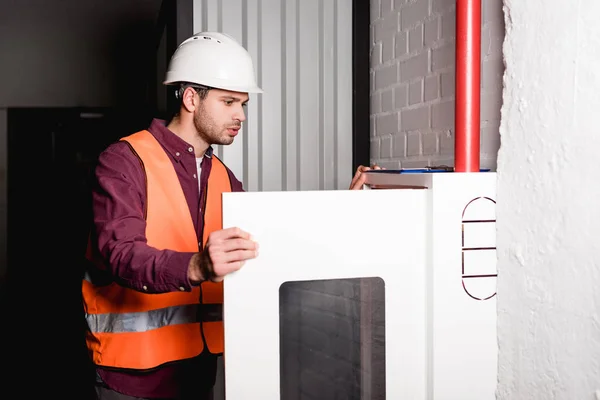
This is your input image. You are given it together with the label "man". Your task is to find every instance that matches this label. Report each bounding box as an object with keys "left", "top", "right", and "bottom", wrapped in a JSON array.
[{"left": 83, "top": 31, "right": 374, "bottom": 400}]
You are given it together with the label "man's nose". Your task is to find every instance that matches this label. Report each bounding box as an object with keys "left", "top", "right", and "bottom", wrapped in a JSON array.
[{"left": 235, "top": 107, "right": 247, "bottom": 123}]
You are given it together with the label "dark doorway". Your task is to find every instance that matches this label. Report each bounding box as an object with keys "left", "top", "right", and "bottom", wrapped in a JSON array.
[
  {"left": 3, "top": 107, "right": 150, "bottom": 399},
  {"left": 6, "top": 107, "right": 151, "bottom": 271}
]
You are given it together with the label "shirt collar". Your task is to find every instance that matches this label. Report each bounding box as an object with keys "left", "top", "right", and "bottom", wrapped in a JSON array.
[{"left": 147, "top": 118, "right": 214, "bottom": 160}]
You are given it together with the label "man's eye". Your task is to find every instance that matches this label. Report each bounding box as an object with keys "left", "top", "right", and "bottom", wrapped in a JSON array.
[
  {"left": 242, "top": 103, "right": 248, "bottom": 108},
  {"left": 224, "top": 100, "right": 233, "bottom": 105}
]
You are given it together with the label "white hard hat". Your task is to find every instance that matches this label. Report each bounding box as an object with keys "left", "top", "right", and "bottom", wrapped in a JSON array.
[{"left": 164, "top": 32, "right": 263, "bottom": 94}]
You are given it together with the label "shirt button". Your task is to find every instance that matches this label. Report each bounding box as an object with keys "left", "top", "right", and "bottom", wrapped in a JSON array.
[
  {"left": 179, "top": 286, "right": 185, "bottom": 291},
  {"left": 142, "top": 285, "right": 148, "bottom": 291},
  {"left": 175, "top": 152, "right": 180, "bottom": 157},
  {"left": 193, "top": 174, "right": 197, "bottom": 178},
  {"left": 188, "top": 147, "right": 193, "bottom": 152}
]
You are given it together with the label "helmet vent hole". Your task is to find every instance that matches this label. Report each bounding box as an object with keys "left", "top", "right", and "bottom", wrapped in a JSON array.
[{"left": 199, "top": 36, "right": 222, "bottom": 43}]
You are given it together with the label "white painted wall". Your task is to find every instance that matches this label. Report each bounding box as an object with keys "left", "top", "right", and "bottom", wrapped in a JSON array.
[
  {"left": 192, "top": 0, "right": 354, "bottom": 192},
  {"left": 497, "top": 1, "right": 600, "bottom": 398}
]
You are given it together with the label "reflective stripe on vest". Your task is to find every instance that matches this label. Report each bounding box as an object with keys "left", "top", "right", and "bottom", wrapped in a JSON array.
[
  {"left": 85, "top": 303, "right": 223, "bottom": 333},
  {"left": 82, "top": 129, "right": 230, "bottom": 370}
]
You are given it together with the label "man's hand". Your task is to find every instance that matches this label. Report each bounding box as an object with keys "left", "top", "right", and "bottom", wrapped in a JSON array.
[
  {"left": 188, "top": 227, "right": 259, "bottom": 283},
  {"left": 348, "top": 164, "right": 382, "bottom": 190}
]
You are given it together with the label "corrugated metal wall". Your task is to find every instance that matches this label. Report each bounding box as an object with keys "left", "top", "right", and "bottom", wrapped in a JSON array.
[{"left": 192, "top": 0, "right": 353, "bottom": 192}]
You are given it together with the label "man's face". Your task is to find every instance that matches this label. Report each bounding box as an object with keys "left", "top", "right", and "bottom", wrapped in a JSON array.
[{"left": 193, "top": 88, "right": 249, "bottom": 146}]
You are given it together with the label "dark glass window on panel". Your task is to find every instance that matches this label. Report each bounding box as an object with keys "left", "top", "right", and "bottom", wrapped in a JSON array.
[{"left": 279, "top": 277, "right": 385, "bottom": 400}]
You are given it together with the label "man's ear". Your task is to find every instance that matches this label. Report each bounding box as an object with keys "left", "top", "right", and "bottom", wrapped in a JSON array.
[{"left": 181, "top": 87, "right": 198, "bottom": 113}]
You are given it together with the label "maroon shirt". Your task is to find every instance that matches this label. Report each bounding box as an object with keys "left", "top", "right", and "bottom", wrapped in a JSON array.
[{"left": 91, "top": 119, "right": 243, "bottom": 398}]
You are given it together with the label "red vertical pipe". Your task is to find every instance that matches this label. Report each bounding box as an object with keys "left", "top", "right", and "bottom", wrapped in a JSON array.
[{"left": 455, "top": 0, "right": 481, "bottom": 172}]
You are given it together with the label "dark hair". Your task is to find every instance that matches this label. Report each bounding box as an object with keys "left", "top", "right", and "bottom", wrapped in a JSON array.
[
  {"left": 177, "top": 83, "right": 211, "bottom": 101},
  {"left": 167, "top": 83, "right": 212, "bottom": 121},
  {"left": 192, "top": 85, "right": 210, "bottom": 100}
]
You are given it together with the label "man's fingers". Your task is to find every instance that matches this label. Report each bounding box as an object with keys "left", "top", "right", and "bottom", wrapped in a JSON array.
[
  {"left": 213, "top": 226, "right": 253, "bottom": 241},
  {"left": 350, "top": 170, "right": 361, "bottom": 186},
  {"left": 222, "top": 249, "right": 259, "bottom": 264},
  {"left": 353, "top": 165, "right": 369, "bottom": 177},
  {"left": 211, "top": 250, "right": 257, "bottom": 278},
  {"left": 206, "top": 240, "right": 258, "bottom": 267},
  {"left": 224, "top": 259, "right": 247, "bottom": 274},
  {"left": 219, "top": 237, "right": 259, "bottom": 253},
  {"left": 348, "top": 165, "right": 373, "bottom": 190},
  {"left": 350, "top": 165, "right": 368, "bottom": 187}
]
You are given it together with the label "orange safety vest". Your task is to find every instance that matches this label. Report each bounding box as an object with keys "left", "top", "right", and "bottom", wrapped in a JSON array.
[{"left": 82, "top": 129, "right": 231, "bottom": 370}]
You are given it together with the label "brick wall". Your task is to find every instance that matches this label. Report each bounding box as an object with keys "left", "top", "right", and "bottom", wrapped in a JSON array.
[{"left": 370, "top": 0, "right": 505, "bottom": 170}]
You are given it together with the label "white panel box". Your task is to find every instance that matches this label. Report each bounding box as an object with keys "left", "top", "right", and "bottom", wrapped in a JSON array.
[
  {"left": 221, "top": 172, "right": 497, "bottom": 399},
  {"left": 365, "top": 171, "right": 498, "bottom": 400}
]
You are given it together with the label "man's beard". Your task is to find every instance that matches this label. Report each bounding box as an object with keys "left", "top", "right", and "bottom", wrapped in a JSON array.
[{"left": 193, "top": 107, "right": 237, "bottom": 146}]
